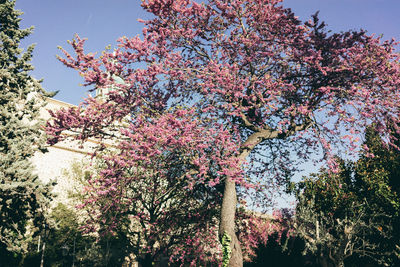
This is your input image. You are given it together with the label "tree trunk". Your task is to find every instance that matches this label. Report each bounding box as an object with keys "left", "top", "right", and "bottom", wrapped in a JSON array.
[
  {"left": 219, "top": 178, "right": 243, "bottom": 267},
  {"left": 218, "top": 130, "right": 269, "bottom": 267}
]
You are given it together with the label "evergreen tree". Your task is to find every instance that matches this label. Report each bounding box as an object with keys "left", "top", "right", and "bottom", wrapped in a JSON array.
[
  {"left": 355, "top": 127, "right": 400, "bottom": 212},
  {"left": 295, "top": 162, "right": 391, "bottom": 267},
  {"left": 0, "top": 0, "right": 53, "bottom": 262},
  {"left": 294, "top": 127, "right": 400, "bottom": 266},
  {"left": 353, "top": 127, "right": 400, "bottom": 265}
]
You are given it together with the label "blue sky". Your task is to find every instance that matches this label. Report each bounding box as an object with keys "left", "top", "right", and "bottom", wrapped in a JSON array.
[{"left": 17, "top": 0, "right": 400, "bottom": 105}]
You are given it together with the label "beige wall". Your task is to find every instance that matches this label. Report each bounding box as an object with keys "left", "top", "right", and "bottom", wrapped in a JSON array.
[{"left": 32, "top": 98, "right": 91, "bottom": 204}]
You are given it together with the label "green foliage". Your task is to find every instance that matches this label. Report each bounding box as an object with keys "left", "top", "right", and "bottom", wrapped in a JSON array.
[
  {"left": 0, "top": 0, "right": 54, "bottom": 260},
  {"left": 294, "top": 127, "right": 400, "bottom": 266},
  {"left": 222, "top": 231, "right": 232, "bottom": 267},
  {"left": 355, "top": 127, "right": 400, "bottom": 216},
  {"left": 52, "top": 162, "right": 131, "bottom": 267},
  {"left": 353, "top": 127, "right": 400, "bottom": 265},
  {"left": 23, "top": 202, "right": 130, "bottom": 267},
  {"left": 61, "top": 159, "right": 91, "bottom": 202}
]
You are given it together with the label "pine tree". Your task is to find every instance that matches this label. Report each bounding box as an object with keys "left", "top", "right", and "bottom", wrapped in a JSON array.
[{"left": 0, "top": 0, "right": 53, "bottom": 259}]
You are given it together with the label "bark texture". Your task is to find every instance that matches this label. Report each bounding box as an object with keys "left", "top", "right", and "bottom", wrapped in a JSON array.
[
  {"left": 219, "top": 132, "right": 265, "bottom": 267},
  {"left": 220, "top": 178, "right": 243, "bottom": 267}
]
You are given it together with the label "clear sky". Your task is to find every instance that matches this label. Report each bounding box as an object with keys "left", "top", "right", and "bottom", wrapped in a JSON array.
[{"left": 16, "top": 0, "right": 400, "bottom": 105}]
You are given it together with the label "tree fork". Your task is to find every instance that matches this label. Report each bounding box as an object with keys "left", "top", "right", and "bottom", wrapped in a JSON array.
[{"left": 219, "top": 131, "right": 265, "bottom": 267}]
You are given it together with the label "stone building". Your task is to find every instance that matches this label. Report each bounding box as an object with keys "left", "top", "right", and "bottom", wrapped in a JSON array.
[{"left": 31, "top": 98, "right": 94, "bottom": 204}]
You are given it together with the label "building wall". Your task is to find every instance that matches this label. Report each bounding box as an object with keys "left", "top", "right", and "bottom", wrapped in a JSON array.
[
  {"left": 31, "top": 98, "right": 91, "bottom": 204},
  {"left": 30, "top": 98, "right": 141, "bottom": 266}
]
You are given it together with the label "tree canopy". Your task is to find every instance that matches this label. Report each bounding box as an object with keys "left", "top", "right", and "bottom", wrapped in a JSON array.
[{"left": 47, "top": 0, "right": 400, "bottom": 266}]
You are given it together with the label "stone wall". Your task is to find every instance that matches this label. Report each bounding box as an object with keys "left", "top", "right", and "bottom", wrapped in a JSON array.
[{"left": 31, "top": 98, "right": 92, "bottom": 204}]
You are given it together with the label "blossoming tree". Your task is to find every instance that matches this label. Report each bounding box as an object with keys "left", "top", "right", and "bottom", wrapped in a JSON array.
[
  {"left": 77, "top": 110, "right": 241, "bottom": 266},
  {"left": 47, "top": 0, "right": 400, "bottom": 266}
]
